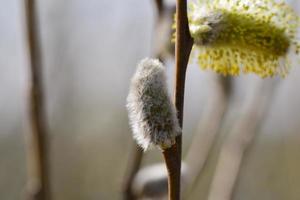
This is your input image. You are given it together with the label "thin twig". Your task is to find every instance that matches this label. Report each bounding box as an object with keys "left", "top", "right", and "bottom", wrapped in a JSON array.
[
  {"left": 24, "top": 0, "right": 50, "bottom": 199},
  {"left": 162, "top": 0, "right": 193, "bottom": 199},
  {"left": 155, "top": 0, "right": 164, "bottom": 17},
  {"left": 152, "top": 3, "right": 176, "bottom": 61},
  {"left": 122, "top": 143, "right": 143, "bottom": 200}
]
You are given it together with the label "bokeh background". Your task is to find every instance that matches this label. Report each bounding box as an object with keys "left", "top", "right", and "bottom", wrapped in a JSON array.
[{"left": 1, "top": 0, "right": 300, "bottom": 199}]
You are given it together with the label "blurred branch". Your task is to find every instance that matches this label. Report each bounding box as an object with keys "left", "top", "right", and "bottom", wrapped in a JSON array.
[
  {"left": 122, "top": 143, "right": 143, "bottom": 200},
  {"left": 208, "top": 80, "right": 277, "bottom": 200},
  {"left": 152, "top": 4, "right": 176, "bottom": 61},
  {"left": 184, "top": 75, "right": 231, "bottom": 198},
  {"left": 24, "top": 0, "right": 50, "bottom": 199},
  {"left": 155, "top": 0, "right": 164, "bottom": 17}
]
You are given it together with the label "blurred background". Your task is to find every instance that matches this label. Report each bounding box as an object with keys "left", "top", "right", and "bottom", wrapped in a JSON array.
[{"left": 1, "top": 0, "right": 300, "bottom": 199}]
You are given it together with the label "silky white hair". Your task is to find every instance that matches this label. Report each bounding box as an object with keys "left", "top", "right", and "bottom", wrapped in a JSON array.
[{"left": 126, "top": 58, "right": 181, "bottom": 150}]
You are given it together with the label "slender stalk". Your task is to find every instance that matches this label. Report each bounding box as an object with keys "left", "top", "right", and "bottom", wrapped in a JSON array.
[
  {"left": 152, "top": 2, "right": 176, "bottom": 61},
  {"left": 163, "top": 0, "right": 193, "bottom": 199},
  {"left": 24, "top": 0, "right": 50, "bottom": 199},
  {"left": 155, "top": 0, "right": 164, "bottom": 17},
  {"left": 163, "top": 145, "right": 181, "bottom": 200},
  {"left": 122, "top": 143, "right": 143, "bottom": 200}
]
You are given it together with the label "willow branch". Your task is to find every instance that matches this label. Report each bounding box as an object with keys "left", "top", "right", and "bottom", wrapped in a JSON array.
[
  {"left": 24, "top": 0, "right": 50, "bottom": 199},
  {"left": 152, "top": 3, "right": 176, "bottom": 61},
  {"left": 122, "top": 143, "right": 143, "bottom": 200},
  {"left": 162, "top": 0, "right": 193, "bottom": 199}
]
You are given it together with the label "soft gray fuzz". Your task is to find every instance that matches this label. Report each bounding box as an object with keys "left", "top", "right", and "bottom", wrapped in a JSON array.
[{"left": 127, "top": 58, "right": 181, "bottom": 150}]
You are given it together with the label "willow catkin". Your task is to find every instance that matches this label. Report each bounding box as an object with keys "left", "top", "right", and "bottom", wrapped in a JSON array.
[
  {"left": 127, "top": 58, "right": 181, "bottom": 150},
  {"left": 184, "top": 0, "right": 300, "bottom": 77}
]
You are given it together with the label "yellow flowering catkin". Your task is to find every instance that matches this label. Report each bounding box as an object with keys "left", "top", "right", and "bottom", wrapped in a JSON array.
[{"left": 188, "top": 0, "right": 300, "bottom": 77}]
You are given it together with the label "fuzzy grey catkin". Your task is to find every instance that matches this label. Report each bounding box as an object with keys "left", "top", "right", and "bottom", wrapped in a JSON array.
[{"left": 127, "top": 58, "right": 181, "bottom": 150}]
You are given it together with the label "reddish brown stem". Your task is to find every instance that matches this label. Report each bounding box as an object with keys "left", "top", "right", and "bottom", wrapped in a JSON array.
[
  {"left": 163, "top": 144, "right": 181, "bottom": 200},
  {"left": 24, "top": 0, "right": 50, "bottom": 199},
  {"left": 174, "top": 0, "right": 193, "bottom": 127},
  {"left": 163, "top": 0, "right": 193, "bottom": 200}
]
